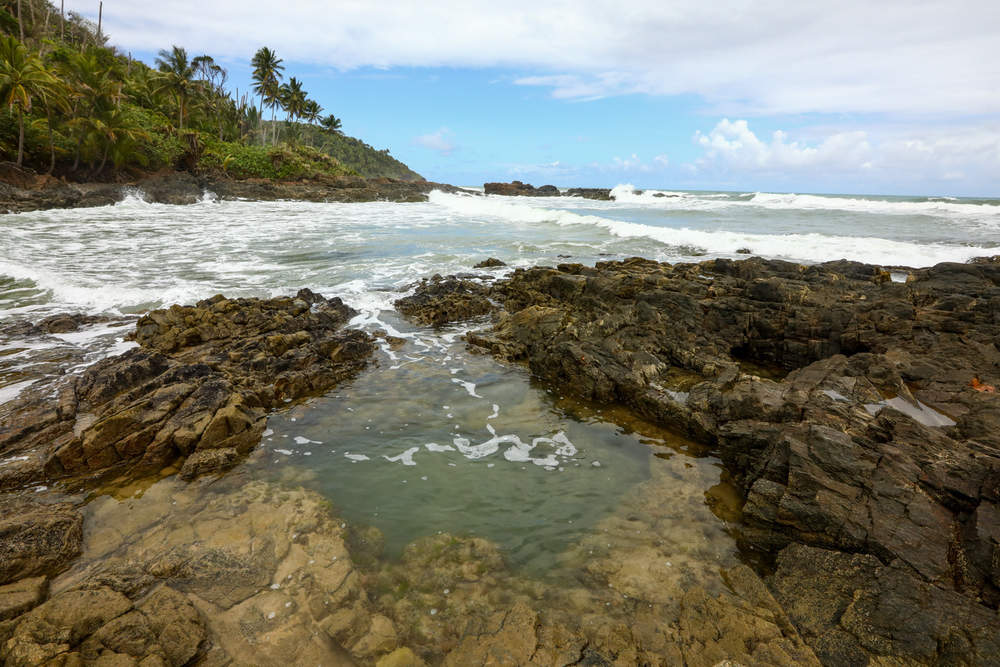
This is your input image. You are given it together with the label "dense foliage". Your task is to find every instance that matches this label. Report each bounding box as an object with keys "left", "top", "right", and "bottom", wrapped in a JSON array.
[{"left": 0, "top": 0, "right": 422, "bottom": 181}]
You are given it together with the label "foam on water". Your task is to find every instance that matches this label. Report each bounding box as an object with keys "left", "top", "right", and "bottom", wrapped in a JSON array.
[{"left": 431, "top": 191, "right": 989, "bottom": 266}]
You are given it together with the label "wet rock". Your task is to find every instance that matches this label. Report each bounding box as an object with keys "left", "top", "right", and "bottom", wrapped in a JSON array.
[
  {"left": 0, "top": 290, "right": 376, "bottom": 487},
  {"left": 16, "top": 479, "right": 393, "bottom": 666},
  {"left": 136, "top": 171, "right": 202, "bottom": 205},
  {"left": 565, "top": 187, "right": 612, "bottom": 200},
  {"left": 421, "top": 256, "right": 1000, "bottom": 662},
  {"left": 473, "top": 257, "right": 506, "bottom": 269},
  {"left": 395, "top": 276, "right": 492, "bottom": 327},
  {"left": 0, "top": 499, "right": 83, "bottom": 584},
  {"left": 736, "top": 247, "right": 753, "bottom": 254},
  {"left": 0, "top": 576, "right": 48, "bottom": 621}
]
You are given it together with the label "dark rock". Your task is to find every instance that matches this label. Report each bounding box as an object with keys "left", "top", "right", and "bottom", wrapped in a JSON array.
[
  {"left": 0, "top": 499, "right": 82, "bottom": 584},
  {"left": 395, "top": 277, "right": 492, "bottom": 327},
  {"left": 770, "top": 544, "right": 1000, "bottom": 664},
  {"left": 483, "top": 181, "right": 556, "bottom": 197},
  {"left": 736, "top": 247, "right": 753, "bottom": 254},
  {"left": 565, "top": 188, "right": 611, "bottom": 200},
  {"left": 473, "top": 258, "right": 507, "bottom": 269},
  {"left": 0, "top": 291, "right": 376, "bottom": 487},
  {"left": 411, "top": 255, "right": 1000, "bottom": 662}
]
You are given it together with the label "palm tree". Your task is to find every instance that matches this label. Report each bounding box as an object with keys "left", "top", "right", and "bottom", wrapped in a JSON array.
[
  {"left": 0, "top": 35, "right": 59, "bottom": 167},
  {"left": 320, "top": 114, "right": 342, "bottom": 135},
  {"left": 154, "top": 45, "right": 199, "bottom": 130},
  {"left": 302, "top": 99, "right": 322, "bottom": 125},
  {"left": 279, "top": 76, "right": 306, "bottom": 122},
  {"left": 250, "top": 46, "right": 283, "bottom": 145}
]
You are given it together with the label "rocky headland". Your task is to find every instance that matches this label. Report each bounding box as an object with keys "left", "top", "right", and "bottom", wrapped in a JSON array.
[
  {"left": 0, "top": 171, "right": 470, "bottom": 214},
  {"left": 1, "top": 257, "right": 999, "bottom": 665}
]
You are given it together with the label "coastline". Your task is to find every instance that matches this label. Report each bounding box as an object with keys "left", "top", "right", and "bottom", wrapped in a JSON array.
[
  {"left": 1, "top": 254, "right": 998, "bottom": 664},
  {"left": 0, "top": 169, "right": 473, "bottom": 214}
]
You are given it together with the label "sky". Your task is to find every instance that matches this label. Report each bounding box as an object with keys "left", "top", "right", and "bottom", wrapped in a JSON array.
[{"left": 68, "top": 0, "right": 1000, "bottom": 196}]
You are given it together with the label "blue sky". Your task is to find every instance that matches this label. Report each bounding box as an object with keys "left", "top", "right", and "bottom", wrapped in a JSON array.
[{"left": 71, "top": 1, "right": 1000, "bottom": 196}]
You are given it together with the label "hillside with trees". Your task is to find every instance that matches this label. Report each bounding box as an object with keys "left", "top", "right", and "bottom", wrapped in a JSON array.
[{"left": 0, "top": 0, "right": 423, "bottom": 182}]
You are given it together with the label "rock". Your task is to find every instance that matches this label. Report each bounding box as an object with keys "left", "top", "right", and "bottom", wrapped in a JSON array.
[
  {"left": 0, "top": 290, "right": 376, "bottom": 488},
  {"left": 771, "top": 544, "right": 1000, "bottom": 664},
  {"left": 395, "top": 276, "right": 492, "bottom": 327},
  {"left": 3, "top": 478, "right": 387, "bottom": 666},
  {"left": 0, "top": 499, "right": 83, "bottom": 584},
  {"left": 473, "top": 257, "right": 507, "bottom": 269},
  {"left": 377, "top": 647, "right": 426, "bottom": 667},
  {"left": 565, "top": 187, "right": 612, "bottom": 200},
  {"left": 136, "top": 171, "right": 202, "bottom": 205},
  {"left": 0, "top": 576, "right": 48, "bottom": 621},
  {"left": 736, "top": 247, "right": 753, "bottom": 254},
  {"left": 414, "top": 256, "right": 1000, "bottom": 663}
]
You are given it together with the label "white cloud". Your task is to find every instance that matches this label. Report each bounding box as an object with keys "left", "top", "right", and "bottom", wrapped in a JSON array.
[
  {"left": 413, "top": 128, "right": 456, "bottom": 155},
  {"left": 73, "top": 0, "right": 1000, "bottom": 115},
  {"left": 690, "top": 119, "right": 1000, "bottom": 191}
]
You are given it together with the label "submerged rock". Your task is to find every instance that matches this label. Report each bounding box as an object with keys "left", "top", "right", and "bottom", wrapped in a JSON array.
[
  {"left": 0, "top": 289, "right": 376, "bottom": 487},
  {"left": 399, "top": 256, "right": 1000, "bottom": 663}
]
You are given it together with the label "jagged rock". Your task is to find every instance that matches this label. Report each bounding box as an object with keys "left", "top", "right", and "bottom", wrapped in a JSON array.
[
  {"left": 409, "top": 256, "right": 1000, "bottom": 662},
  {"left": 473, "top": 257, "right": 506, "bottom": 269},
  {"left": 395, "top": 276, "right": 492, "bottom": 327},
  {"left": 770, "top": 544, "right": 1000, "bottom": 664},
  {"left": 0, "top": 499, "right": 83, "bottom": 584},
  {"left": 0, "top": 289, "right": 376, "bottom": 487}
]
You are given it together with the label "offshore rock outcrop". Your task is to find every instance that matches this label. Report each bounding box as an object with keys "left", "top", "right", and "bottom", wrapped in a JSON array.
[
  {"left": 0, "top": 289, "right": 375, "bottom": 488},
  {"left": 483, "top": 180, "right": 560, "bottom": 197},
  {"left": 396, "top": 256, "right": 1000, "bottom": 664}
]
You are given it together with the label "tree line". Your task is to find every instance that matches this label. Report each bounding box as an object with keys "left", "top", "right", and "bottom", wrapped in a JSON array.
[{"left": 0, "top": 0, "right": 409, "bottom": 181}]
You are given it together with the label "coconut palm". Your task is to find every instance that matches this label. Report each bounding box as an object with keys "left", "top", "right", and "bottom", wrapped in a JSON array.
[
  {"left": 0, "top": 35, "right": 59, "bottom": 167},
  {"left": 250, "top": 46, "right": 283, "bottom": 145},
  {"left": 320, "top": 114, "right": 342, "bottom": 135},
  {"left": 302, "top": 99, "right": 322, "bottom": 125},
  {"left": 279, "top": 76, "right": 306, "bottom": 122},
  {"left": 154, "top": 45, "right": 199, "bottom": 129}
]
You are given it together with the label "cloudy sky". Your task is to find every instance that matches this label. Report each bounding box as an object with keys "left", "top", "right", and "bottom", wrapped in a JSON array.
[{"left": 72, "top": 0, "right": 999, "bottom": 195}]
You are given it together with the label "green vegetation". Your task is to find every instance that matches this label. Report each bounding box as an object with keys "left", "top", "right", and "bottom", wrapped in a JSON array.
[{"left": 0, "top": 0, "right": 422, "bottom": 181}]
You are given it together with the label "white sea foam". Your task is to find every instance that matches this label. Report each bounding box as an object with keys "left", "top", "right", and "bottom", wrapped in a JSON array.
[
  {"left": 383, "top": 446, "right": 420, "bottom": 466},
  {"left": 429, "top": 191, "right": 989, "bottom": 267}
]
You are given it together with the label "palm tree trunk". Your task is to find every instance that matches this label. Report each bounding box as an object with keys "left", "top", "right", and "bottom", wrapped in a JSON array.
[
  {"left": 46, "top": 107, "right": 56, "bottom": 175},
  {"left": 259, "top": 95, "right": 265, "bottom": 146},
  {"left": 178, "top": 93, "right": 184, "bottom": 130},
  {"left": 97, "top": 144, "right": 109, "bottom": 174},
  {"left": 16, "top": 107, "right": 25, "bottom": 167},
  {"left": 17, "top": 0, "right": 24, "bottom": 40}
]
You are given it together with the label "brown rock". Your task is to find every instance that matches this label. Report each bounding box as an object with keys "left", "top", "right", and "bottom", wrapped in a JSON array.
[
  {"left": 0, "top": 499, "right": 82, "bottom": 584},
  {"left": 0, "top": 576, "right": 48, "bottom": 621},
  {"left": 0, "top": 290, "right": 376, "bottom": 487}
]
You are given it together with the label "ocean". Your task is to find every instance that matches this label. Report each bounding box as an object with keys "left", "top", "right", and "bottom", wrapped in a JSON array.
[{"left": 2, "top": 185, "right": 999, "bottom": 575}]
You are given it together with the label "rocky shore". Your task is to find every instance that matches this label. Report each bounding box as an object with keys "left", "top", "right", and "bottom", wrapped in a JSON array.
[
  {"left": 396, "top": 256, "right": 1000, "bottom": 664},
  {"left": 2, "top": 257, "right": 998, "bottom": 665},
  {"left": 0, "top": 171, "right": 469, "bottom": 214}
]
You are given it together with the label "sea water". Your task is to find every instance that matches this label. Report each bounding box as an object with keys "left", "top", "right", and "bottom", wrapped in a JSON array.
[{"left": 1, "top": 186, "right": 998, "bottom": 572}]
